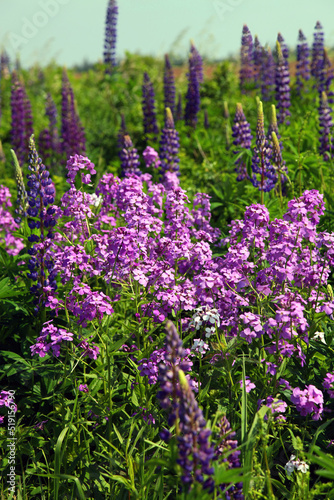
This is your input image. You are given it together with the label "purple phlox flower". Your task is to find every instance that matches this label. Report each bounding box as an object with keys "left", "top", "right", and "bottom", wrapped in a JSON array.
[
  {"left": 65, "top": 154, "right": 96, "bottom": 185},
  {"left": 291, "top": 384, "right": 324, "bottom": 420},
  {"left": 0, "top": 184, "right": 24, "bottom": 255},
  {"left": 34, "top": 420, "right": 48, "bottom": 430},
  {"left": 323, "top": 372, "right": 334, "bottom": 398},
  {"left": 120, "top": 134, "right": 141, "bottom": 177},
  {"left": 142, "top": 72, "right": 159, "bottom": 137},
  {"left": 103, "top": 0, "right": 118, "bottom": 72},
  {"left": 0, "top": 391, "right": 17, "bottom": 412},
  {"left": 77, "top": 339, "right": 100, "bottom": 360},
  {"left": 30, "top": 320, "right": 74, "bottom": 358},
  {"left": 185, "top": 42, "right": 202, "bottom": 128},
  {"left": 191, "top": 339, "right": 210, "bottom": 355},
  {"left": 296, "top": 29, "right": 310, "bottom": 95},
  {"left": 240, "top": 376, "right": 256, "bottom": 393},
  {"left": 164, "top": 54, "right": 176, "bottom": 118},
  {"left": 239, "top": 311, "right": 263, "bottom": 343},
  {"left": 132, "top": 407, "right": 155, "bottom": 425},
  {"left": 258, "top": 395, "right": 287, "bottom": 421},
  {"left": 275, "top": 41, "right": 291, "bottom": 125},
  {"left": 159, "top": 108, "right": 180, "bottom": 175},
  {"left": 232, "top": 102, "right": 252, "bottom": 181},
  {"left": 78, "top": 384, "right": 89, "bottom": 393},
  {"left": 143, "top": 145, "right": 161, "bottom": 168},
  {"left": 239, "top": 24, "right": 253, "bottom": 93}
]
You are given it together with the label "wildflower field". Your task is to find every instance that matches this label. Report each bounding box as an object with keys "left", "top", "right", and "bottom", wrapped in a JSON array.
[{"left": 1, "top": 2, "right": 334, "bottom": 498}]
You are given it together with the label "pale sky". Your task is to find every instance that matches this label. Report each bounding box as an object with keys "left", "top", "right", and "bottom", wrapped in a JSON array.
[{"left": 1, "top": 0, "right": 334, "bottom": 67}]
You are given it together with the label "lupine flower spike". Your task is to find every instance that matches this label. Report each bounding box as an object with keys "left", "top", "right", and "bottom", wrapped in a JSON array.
[
  {"left": 120, "top": 134, "right": 141, "bottom": 177},
  {"left": 239, "top": 24, "right": 253, "bottom": 93},
  {"left": 267, "top": 104, "right": 282, "bottom": 149},
  {"left": 103, "top": 0, "right": 118, "bottom": 73},
  {"left": 232, "top": 102, "right": 252, "bottom": 181},
  {"left": 185, "top": 42, "right": 202, "bottom": 128},
  {"left": 271, "top": 131, "right": 288, "bottom": 203},
  {"left": 159, "top": 108, "right": 180, "bottom": 176},
  {"left": 253, "top": 35, "right": 262, "bottom": 86},
  {"left": 142, "top": 72, "right": 159, "bottom": 137},
  {"left": 277, "top": 32, "right": 289, "bottom": 67},
  {"left": 251, "top": 100, "right": 276, "bottom": 200},
  {"left": 311, "top": 21, "right": 324, "bottom": 83},
  {"left": 275, "top": 41, "right": 291, "bottom": 125},
  {"left": 163, "top": 54, "right": 176, "bottom": 118},
  {"left": 224, "top": 101, "right": 231, "bottom": 150},
  {"left": 296, "top": 29, "right": 310, "bottom": 95},
  {"left": 318, "top": 91, "right": 333, "bottom": 161},
  {"left": 11, "top": 149, "right": 27, "bottom": 224},
  {"left": 11, "top": 72, "right": 34, "bottom": 164},
  {"left": 261, "top": 46, "right": 275, "bottom": 102}
]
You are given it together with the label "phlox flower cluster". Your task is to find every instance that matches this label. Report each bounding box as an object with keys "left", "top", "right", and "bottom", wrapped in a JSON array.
[
  {"left": 323, "top": 373, "right": 334, "bottom": 398},
  {"left": 30, "top": 320, "right": 73, "bottom": 358},
  {"left": 0, "top": 185, "right": 24, "bottom": 255},
  {"left": 290, "top": 385, "right": 324, "bottom": 420}
]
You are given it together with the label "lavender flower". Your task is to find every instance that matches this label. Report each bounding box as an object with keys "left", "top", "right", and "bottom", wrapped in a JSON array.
[
  {"left": 185, "top": 43, "right": 202, "bottom": 128},
  {"left": 142, "top": 72, "right": 159, "bottom": 137},
  {"left": 311, "top": 21, "right": 324, "bottom": 82},
  {"left": 261, "top": 46, "right": 275, "bottom": 102},
  {"left": 163, "top": 54, "right": 176, "bottom": 118},
  {"left": 103, "top": 0, "right": 118, "bottom": 72},
  {"left": 232, "top": 103, "right": 252, "bottom": 181},
  {"left": 318, "top": 91, "right": 333, "bottom": 161},
  {"left": 120, "top": 134, "right": 141, "bottom": 177},
  {"left": 159, "top": 108, "right": 180, "bottom": 175},
  {"left": 275, "top": 41, "right": 291, "bottom": 125},
  {"left": 239, "top": 24, "right": 253, "bottom": 93},
  {"left": 296, "top": 29, "right": 310, "bottom": 95}
]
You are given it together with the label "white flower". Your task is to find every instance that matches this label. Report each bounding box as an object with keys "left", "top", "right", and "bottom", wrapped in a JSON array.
[
  {"left": 313, "top": 331, "right": 326, "bottom": 344},
  {"left": 90, "top": 193, "right": 103, "bottom": 207},
  {"left": 285, "top": 455, "right": 296, "bottom": 476},
  {"left": 295, "top": 461, "right": 309, "bottom": 473}
]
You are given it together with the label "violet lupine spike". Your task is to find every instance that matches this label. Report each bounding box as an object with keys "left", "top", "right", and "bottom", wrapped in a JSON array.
[
  {"left": 23, "top": 87, "right": 34, "bottom": 154},
  {"left": 261, "top": 46, "right": 275, "bottom": 102},
  {"left": 159, "top": 108, "right": 180, "bottom": 175},
  {"left": 253, "top": 35, "right": 262, "bottom": 87},
  {"left": 232, "top": 103, "right": 252, "bottom": 181},
  {"left": 45, "top": 93, "right": 60, "bottom": 152},
  {"left": 251, "top": 100, "right": 277, "bottom": 193},
  {"left": 320, "top": 49, "right": 334, "bottom": 105},
  {"left": 120, "top": 134, "right": 141, "bottom": 177},
  {"left": 296, "top": 29, "right": 310, "bottom": 95},
  {"left": 157, "top": 321, "right": 216, "bottom": 491},
  {"left": 311, "top": 21, "right": 325, "bottom": 82},
  {"left": 164, "top": 54, "right": 176, "bottom": 118},
  {"left": 10, "top": 71, "right": 26, "bottom": 164},
  {"left": 38, "top": 128, "right": 52, "bottom": 161},
  {"left": 117, "top": 113, "right": 128, "bottom": 152},
  {"left": 215, "top": 416, "right": 244, "bottom": 500},
  {"left": 190, "top": 41, "right": 204, "bottom": 83},
  {"left": 142, "top": 72, "right": 159, "bottom": 137},
  {"left": 26, "top": 136, "right": 57, "bottom": 311},
  {"left": 277, "top": 32, "right": 289, "bottom": 67},
  {"left": 175, "top": 93, "right": 183, "bottom": 122},
  {"left": 185, "top": 43, "right": 201, "bottom": 128},
  {"left": 318, "top": 91, "right": 333, "bottom": 161},
  {"left": 239, "top": 24, "right": 253, "bottom": 94},
  {"left": 0, "top": 50, "right": 10, "bottom": 79},
  {"left": 11, "top": 148, "right": 27, "bottom": 224},
  {"left": 275, "top": 41, "right": 291, "bottom": 125},
  {"left": 271, "top": 131, "right": 288, "bottom": 185},
  {"left": 103, "top": 0, "right": 118, "bottom": 73}
]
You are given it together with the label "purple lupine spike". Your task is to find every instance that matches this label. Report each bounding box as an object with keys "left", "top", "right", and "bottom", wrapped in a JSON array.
[
  {"left": 157, "top": 321, "right": 216, "bottom": 491},
  {"left": 175, "top": 93, "right": 183, "bottom": 122},
  {"left": 190, "top": 41, "right": 204, "bottom": 83},
  {"left": 120, "top": 134, "right": 141, "bottom": 177},
  {"left": 215, "top": 416, "right": 244, "bottom": 500},
  {"left": 10, "top": 72, "right": 26, "bottom": 164},
  {"left": 261, "top": 46, "right": 275, "bottom": 102},
  {"left": 239, "top": 24, "right": 253, "bottom": 93},
  {"left": 318, "top": 91, "right": 333, "bottom": 161},
  {"left": 320, "top": 49, "right": 334, "bottom": 104},
  {"left": 45, "top": 93, "right": 59, "bottom": 152},
  {"left": 23, "top": 87, "right": 34, "bottom": 153},
  {"left": 103, "top": 0, "right": 118, "bottom": 73},
  {"left": 251, "top": 100, "right": 277, "bottom": 194},
  {"left": 60, "top": 69, "right": 86, "bottom": 159},
  {"left": 0, "top": 50, "right": 10, "bottom": 79},
  {"left": 311, "top": 21, "right": 324, "bottom": 82},
  {"left": 11, "top": 149, "right": 27, "bottom": 224},
  {"left": 253, "top": 35, "right": 262, "bottom": 87},
  {"left": 277, "top": 32, "right": 289, "bottom": 67},
  {"left": 38, "top": 129, "right": 52, "bottom": 160},
  {"left": 26, "top": 136, "right": 57, "bottom": 311},
  {"left": 164, "top": 54, "right": 176, "bottom": 118},
  {"left": 185, "top": 43, "right": 201, "bottom": 128},
  {"left": 232, "top": 103, "right": 252, "bottom": 181},
  {"left": 117, "top": 113, "right": 128, "bottom": 152},
  {"left": 142, "top": 72, "right": 159, "bottom": 137},
  {"left": 296, "top": 29, "right": 310, "bottom": 95},
  {"left": 159, "top": 108, "right": 180, "bottom": 175},
  {"left": 275, "top": 41, "right": 291, "bottom": 125},
  {"left": 204, "top": 109, "right": 209, "bottom": 129}
]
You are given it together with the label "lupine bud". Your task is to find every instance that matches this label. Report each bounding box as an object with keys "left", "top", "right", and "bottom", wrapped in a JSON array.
[
  {"left": 318, "top": 91, "right": 333, "bottom": 161},
  {"left": 120, "top": 134, "right": 141, "bottom": 177},
  {"left": 277, "top": 32, "right": 289, "bottom": 67},
  {"left": 275, "top": 41, "right": 291, "bottom": 125},
  {"left": 142, "top": 72, "right": 159, "bottom": 137},
  {"left": 103, "top": 0, "right": 118, "bottom": 73},
  {"left": 11, "top": 149, "right": 27, "bottom": 223}
]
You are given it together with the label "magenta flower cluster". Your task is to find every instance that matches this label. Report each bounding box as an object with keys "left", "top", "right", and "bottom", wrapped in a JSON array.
[{"left": 290, "top": 385, "right": 324, "bottom": 420}]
